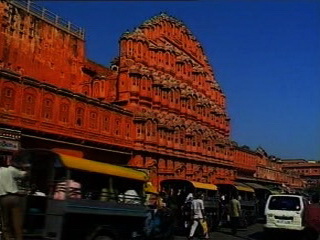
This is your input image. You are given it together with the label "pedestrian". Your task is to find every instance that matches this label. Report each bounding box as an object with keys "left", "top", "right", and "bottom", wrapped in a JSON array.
[
  {"left": 304, "top": 194, "right": 320, "bottom": 240},
  {"left": 0, "top": 159, "right": 28, "bottom": 240},
  {"left": 144, "top": 195, "right": 174, "bottom": 240},
  {"left": 182, "top": 193, "right": 193, "bottom": 228},
  {"left": 228, "top": 193, "right": 242, "bottom": 235},
  {"left": 188, "top": 191, "right": 209, "bottom": 240}
]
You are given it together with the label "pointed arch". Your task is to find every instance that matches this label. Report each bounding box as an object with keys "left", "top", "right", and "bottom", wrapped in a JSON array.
[
  {"left": 1, "top": 82, "right": 17, "bottom": 111},
  {"left": 42, "top": 93, "right": 55, "bottom": 121},
  {"left": 22, "top": 87, "right": 37, "bottom": 116}
]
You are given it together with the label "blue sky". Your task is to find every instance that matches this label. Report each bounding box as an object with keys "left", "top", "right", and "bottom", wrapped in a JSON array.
[{"left": 41, "top": 0, "right": 320, "bottom": 160}]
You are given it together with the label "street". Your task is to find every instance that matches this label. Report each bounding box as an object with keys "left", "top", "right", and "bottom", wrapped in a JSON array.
[{"left": 174, "top": 223, "right": 319, "bottom": 240}]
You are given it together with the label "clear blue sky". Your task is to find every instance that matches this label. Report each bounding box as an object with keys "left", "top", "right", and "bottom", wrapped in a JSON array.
[{"left": 41, "top": 0, "right": 320, "bottom": 160}]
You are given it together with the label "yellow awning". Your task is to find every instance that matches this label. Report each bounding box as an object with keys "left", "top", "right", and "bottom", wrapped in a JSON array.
[
  {"left": 190, "top": 181, "right": 218, "bottom": 191},
  {"left": 234, "top": 183, "right": 255, "bottom": 192},
  {"left": 59, "top": 154, "right": 148, "bottom": 182}
]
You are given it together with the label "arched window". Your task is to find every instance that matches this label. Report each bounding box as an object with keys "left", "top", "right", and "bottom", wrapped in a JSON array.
[
  {"left": 114, "top": 118, "right": 121, "bottom": 136},
  {"left": 75, "top": 107, "right": 84, "bottom": 127},
  {"left": 141, "top": 76, "right": 147, "bottom": 90},
  {"left": 145, "top": 121, "right": 152, "bottom": 140},
  {"left": 169, "top": 91, "right": 174, "bottom": 103},
  {"left": 175, "top": 90, "right": 180, "bottom": 104},
  {"left": 82, "top": 86, "right": 89, "bottom": 96},
  {"left": 1, "top": 87, "right": 15, "bottom": 110},
  {"left": 23, "top": 91, "right": 36, "bottom": 116},
  {"left": 102, "top": 114, "right": 110, "bottom": 132},
  {"left": 165, "top": 52, "right": 170, "bottom": 65},
  {"left": 59, "top": 102, "right": 69, "bottom": 123},
  {"left": 137, "top": 124, "right": 142, "bottom": 137},
  {"left": 174, "top": 129, "right": 179, "bottom": 144},
  {"left": 128, "top": 40, "right": 133, "bottom": 56},
  {"left": 187, "top": 99, "right": 191, "bottom": 109},
  {"left": 94, "top": 82, "right": 100, "bottom": 97},
  {"left": 42, "top": 98, "right": 53, "bottom": 120},
  {"left": 147, "top": 77, "right": 151, "bottom": 92},
  {"left": 89, "top": 111, "right": 98, "bottom": 129},
  {"left": 137, "top": 42, "right": 142, "bottom": 57},
  {"left": 126, "top": 121, "right": 131, "bottom": 138}
]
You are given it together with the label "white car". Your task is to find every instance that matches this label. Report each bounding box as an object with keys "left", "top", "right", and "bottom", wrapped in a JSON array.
[{"left": 264, "top": 194, "right": 307, "bottom": 232}]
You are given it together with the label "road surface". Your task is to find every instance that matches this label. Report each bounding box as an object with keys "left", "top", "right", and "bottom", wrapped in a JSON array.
[{"left": 174, "top": 223, "right": 319, "bottom": 240}]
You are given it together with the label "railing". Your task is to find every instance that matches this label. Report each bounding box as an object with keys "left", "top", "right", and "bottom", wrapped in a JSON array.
[{"left": 7, "top": 0, "right": 85, "bottom": 40}]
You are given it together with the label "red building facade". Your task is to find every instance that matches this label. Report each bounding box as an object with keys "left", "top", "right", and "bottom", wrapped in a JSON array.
[
  {"left": 281, "top": 160, "right": 320, "bottom": 188},
  {"left": 0, "top": 0, "right": 303, "bottom": 189}
]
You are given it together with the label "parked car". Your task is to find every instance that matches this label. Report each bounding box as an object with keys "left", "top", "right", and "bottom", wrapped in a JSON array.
[{"left": 264, "top": 194, "right": 307, "bottom": 233}]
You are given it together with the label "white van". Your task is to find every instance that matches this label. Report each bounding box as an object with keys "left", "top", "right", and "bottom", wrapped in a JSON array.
[{"left": 264, "top": 195, "right": 306, "bottom": 231}]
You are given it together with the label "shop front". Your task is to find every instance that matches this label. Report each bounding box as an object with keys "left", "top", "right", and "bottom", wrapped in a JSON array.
[{"left": 0, "top": 127, "right": 21, "bottom": 165}]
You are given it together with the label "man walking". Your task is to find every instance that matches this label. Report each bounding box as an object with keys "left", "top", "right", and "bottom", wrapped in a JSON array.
[
  {"left": 229, "top": 193, "right": 242, "bottom": 235},
  {"left": 0, "top": 159, "right": 28, "bottom": 240},
  {"left": 188, "top": 191, "right": 209, "bottom": 240}
]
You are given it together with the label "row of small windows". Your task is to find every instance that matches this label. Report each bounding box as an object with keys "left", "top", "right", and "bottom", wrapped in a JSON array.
[
  {"left": 137, "top": 122, "right": 229, "bottom": 154},
  {"left": 129, "top": 78, "right": 224, "bottom": 106},
  {"left": 0, "top": 87, "right": 127, "bottom": 137},
  {"left": 295, "top": 169, "right": 320, "bottom": 174}
]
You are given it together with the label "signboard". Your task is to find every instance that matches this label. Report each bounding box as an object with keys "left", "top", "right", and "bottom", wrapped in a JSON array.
[
  {"left": 0, "top": 128, "right": 21, "bottom": 151},
  {"left": 0, "top": 138, "right": 20, "bottom": 151},
  {"left": 0, "top": 128, "right": 21, "bottom": 140}
]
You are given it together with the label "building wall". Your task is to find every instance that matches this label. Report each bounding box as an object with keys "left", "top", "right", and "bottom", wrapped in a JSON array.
[
  {"left": 282, "top": 162, "right": 320, "bottom": 188},
  {"left": 0, "top": 69, "right": 133, "bottom": 150},
  {"left": 111, "top": 13, "right": 235, "bottom": 186},
  {"left": 0, "top": 1, "right": 304, "bottom": 189},
  {"left": 233, "top": 147, "right": 258, "bottom": 176},
  {"left": 0, "top": 1, "right": 86, "bottom": 91}
]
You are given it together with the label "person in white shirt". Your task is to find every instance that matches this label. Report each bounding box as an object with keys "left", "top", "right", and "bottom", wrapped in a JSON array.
[
  {"left": 188, "top": 191, "right": 209, "bottom": 240},
  {"left": 123, "top": 189, "right": 141, "bottom": 205},
  {"left": 0, "top": 160, "right": 28, "bottom": 240}
]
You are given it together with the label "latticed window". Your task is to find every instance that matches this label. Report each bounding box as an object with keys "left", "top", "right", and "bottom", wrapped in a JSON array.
[
  {"left": 42, "top": 98, "right": 53, "bottom": 120},
  {"left": 75, "top": 107, "right": 84, "bottom": 127},
  {"left": 59, "top": 103, "right": 69, "bottom": 123},
  {"left": 169, "top": 91, "right": 174, "bottom": 103},
  {"left": 137, "top": 42, "right": 142, "bottom": 57},
  {"left": 114, "top": 118, "right": 121, "bottom": 136},
  {"left": 180, "top": 131, "right": 185, "bottom": 144},
  {"left": 132, "top": 76, "right": 139, "bottom": 86},
  {"left": 126, "top": 122, "right": 131, "bottom": 138},
  {"left": 175, "top": 92, "right": 179, "bottom": 104},
  {"left": 154, "top": 87, "right": 159, "bottom": 96},
  {"left": 1, "top": 87, "right": 15, "bottom": 110},
  {"left": 82, "top": 86, "right": 89, "bottom": 96},
  {"left": 146, "top": 121, "right": 152, "bottom": 138},
  {"left": 23, "top": 93, "right": 36, "bottom": 115},
  {"left": 159, "top": 129, "right": 163, "bottom": 139},
  {"left": 128, "top": 40, "right": 133, "bottom": 56},
  {"left": 174, "top": 131, "right": 179, "bottom": 143},
  {"left": 103, "top": 115, "right": 110, "bottom": 132},
  {"left": 89, "top": 111, "right": 98, "bottom": 129},
  {"left": 137, "top": 125, "right": 141, "bottom": 137},
  {"left": 162, "top": 91, "right": 167, "bottom": 99},
  {"left": 142, "top": 77, "right": 147, "bottom": 90},
  {"left": 165, "top": 52, "right": 170, "bottom": 65},
  {"left": 93, "top": 82, "right": 99, "bottom": 97}
]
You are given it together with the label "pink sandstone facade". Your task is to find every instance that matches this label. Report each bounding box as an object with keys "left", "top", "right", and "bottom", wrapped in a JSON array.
[{"left": 0, "top": 0, "right": 304, "bottom": 190}]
